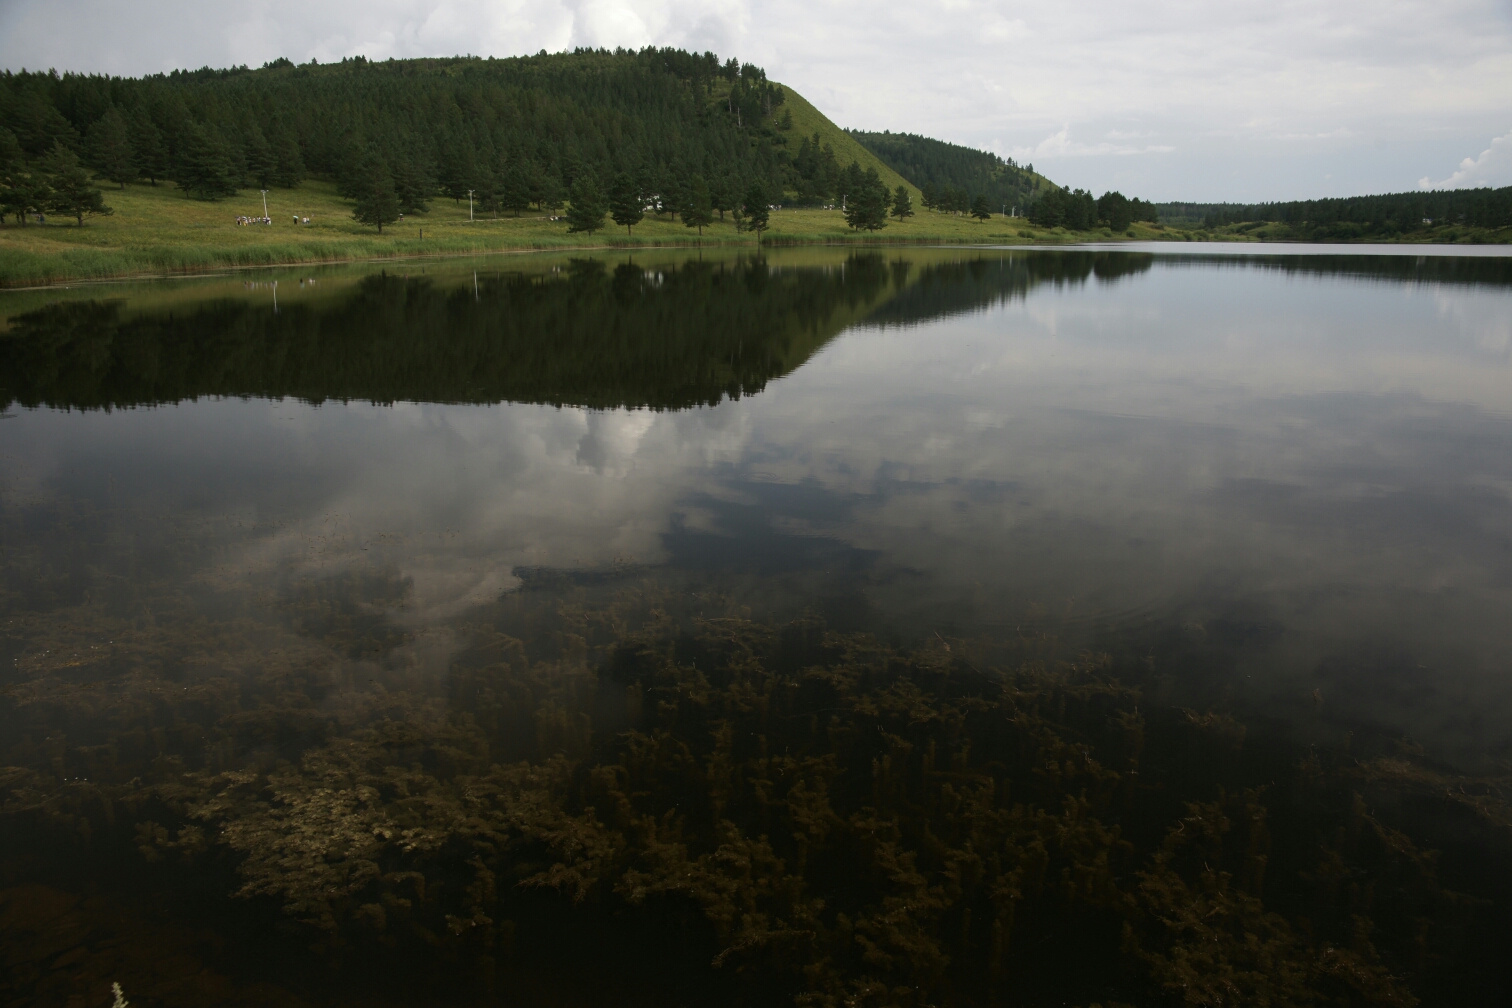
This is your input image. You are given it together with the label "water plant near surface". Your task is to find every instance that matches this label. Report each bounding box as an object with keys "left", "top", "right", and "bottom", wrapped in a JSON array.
[{"left": 2, "top": 569, "right": 1505, "bottom": 1005}]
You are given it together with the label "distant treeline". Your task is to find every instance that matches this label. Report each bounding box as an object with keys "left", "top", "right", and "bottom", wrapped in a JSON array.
[
  {"left": 850, "top": 130, "right": 1156, "bottom": 229},
  {"left": 0, "top": 49, "right": 797, "bottom": 220},
  {"left": 849, "top": 130, "right": 1040, "bottom": 211},
  {"left": 1162, "top": 186, "right": 1512, "bottom": 237}
]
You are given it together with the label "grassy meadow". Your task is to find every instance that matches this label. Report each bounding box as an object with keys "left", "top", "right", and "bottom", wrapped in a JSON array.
[
  {"left": 7, "top": 175, "right": 1500, "bottom": 289},
  {"left": 0, "top": 176, "right": 1181, "bottom": 287}
]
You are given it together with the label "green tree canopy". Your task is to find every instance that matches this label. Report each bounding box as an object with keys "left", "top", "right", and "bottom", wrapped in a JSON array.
[
  {"left": 683, "top": 173, "right": 713, "bottom": 235},
  {"left": 351, "top": 172, "right": 400, "bottom": 232},
  {"left": 0, "top": 127, "right": 47, "bottom": 224},
  {"left": 742, "top": 180, "right": 769, "bottom": 236},
  {"left": 86, "top": 107, "right": 136, "bottom": 189},
  {"left": 42, "top": 141, "right": 113, "bottom": 224},
  {"left": 131, "top": 112, "right": 168, "bottom": 186},
  {"left": 176, "top": 123, "right": 237, "bottom": 200},
  {"left": 970, "top": 193, "right": 992, "bottom": 221},
  {"left": 271, "top": 133, "right": 305, "bottom": 188},
  {"left": 891, "top": 184, "right": 914, "bottom": 220},
  {"left": 501, "top": 160, "right": 533, "bottom": 217},
  {"left": 565, "top": 173, "right": 607, "bottom": 234},
  {"left": 842, "top": 167, "right": 889, "bottom": 231},
  {"left": 710, "top": 171, "right": 738, "bottom": 220},
  {"left": 390, "top": 148, "right": 435, "bottom": 214},
  {"left": 243, "top": 125, "right": 277, "bottom": 190},
  {"left": 1097, "top": 190, "right": 1134, "bottom": 230},
  {"left": 609, "top": 171, "right": 644, "bottom": 235},
  {"left": 536, "top": 172, "right": 565, "bottom": 214}
]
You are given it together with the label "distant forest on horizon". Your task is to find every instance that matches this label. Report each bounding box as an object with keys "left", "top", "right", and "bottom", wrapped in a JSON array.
[{"left": 1159, "top": 188, "right": 1512, "bottom": 237}]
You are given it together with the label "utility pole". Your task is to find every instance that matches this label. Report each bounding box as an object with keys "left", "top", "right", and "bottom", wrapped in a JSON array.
[
  {"left": 467, "top": 190, "right": 475, "bottom": 222},
  {"left": 260, "top": 189, "right": 269, "bottom": 220}
]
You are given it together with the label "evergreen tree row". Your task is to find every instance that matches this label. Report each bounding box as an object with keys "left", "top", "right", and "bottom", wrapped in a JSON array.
[
  {"left": 1178, "top": 186, "right": 1512, "bottom": 237},
  {"left": 0, "top": 48, "right": 793, "bottom": 218},
  {"left": 1028, "top": 185, "right": 1159, "bottom": 230},
  {"left": 0, "top": 131, "right": 112, "bottom": 223}
]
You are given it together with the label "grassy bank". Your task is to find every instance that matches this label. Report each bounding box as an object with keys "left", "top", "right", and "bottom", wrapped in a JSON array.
[
  {"left": 16, "top": 174, "right": 1501, "bottom": 289},
  {"left": 0, "top": 177, "right": 1184, "bottom": 287}
]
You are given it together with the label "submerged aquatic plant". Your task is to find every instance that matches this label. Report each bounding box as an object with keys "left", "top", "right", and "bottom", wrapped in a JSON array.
[{"left": 0, "top": 559, "right": 1504, "bottom": 1005}]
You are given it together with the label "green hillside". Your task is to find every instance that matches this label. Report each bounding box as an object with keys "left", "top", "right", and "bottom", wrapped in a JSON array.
[
  {"left": 774, "top": 87, "right": 921, "bottom": 203},
  {"left": 849, "top": 130, "right": 1052, "bottom": 210}
]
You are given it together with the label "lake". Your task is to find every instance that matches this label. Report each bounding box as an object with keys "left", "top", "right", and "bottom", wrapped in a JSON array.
[{"left": 3, "top": 245, "right": 1510, "bottom": 1007}]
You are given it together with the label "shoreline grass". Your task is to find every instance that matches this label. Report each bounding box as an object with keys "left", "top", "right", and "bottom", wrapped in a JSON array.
[{"left": 3, "top": 178, "right": 1507, "bottom": 288}]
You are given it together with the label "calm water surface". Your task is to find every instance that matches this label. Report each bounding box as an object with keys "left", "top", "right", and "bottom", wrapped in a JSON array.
[{"left": 3, "top": 247, "right": 1511, "bottom": 1006}]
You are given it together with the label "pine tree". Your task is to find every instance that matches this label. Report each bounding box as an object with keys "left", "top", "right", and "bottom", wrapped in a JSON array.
[
  {"left": 132, "top": 113, "right": 168, "bottom": 186},
  {"left": 742, "top": 181, "right": 769, "bottom": 237},
  {"left": 609, "top": 171, "right": 643, "bottom": 236},
  {"left": 891, "top": 185, "right": 914, "bottom": 220},
  {"left": 683, "top": 173, "right": 713, "bottom": 235},
  {"left": 710, "top": 172, "right": 738, "bottom": 220},
  {"left": 501, "top": 160, "right": 533, "bottom": 217},
  {"left": 438, "top": 142, "right": 475, "bottom": 203},
  {"left": 843, "top": 168, "right": 888, "bottom": 231},
  {"left": 634, "top": 165, "right": 655, "bottom": 212},
  {"left": 839, "top": 161, "right": 865, "bottom": 206},
  {"left": 472, "top": 164, "right": 499, "bottom": 218},
  {"left": 565, "top": 173, "right": 607, "bottom": 234},
  {"left": 271, "top": 134, "right": 304, "bottom": 188},
  {"left": 658, "top": 167, "right": 684, "bottom": 220},
  {"left": 176, "top": 124, "right": 236, "bottom": 200},
  {"left": 351, "top": 173, "right": 400, "bottom": 232},
  {"left": 42, "top": 142, "right": 113, "bottom": 225},
  {"left": 243, "top": 126, "right": 277, "bottom": 190},
  {"left": 0, "top": 127, "right": 45, "bottom": 224},
  {"left": 535, "top": 171, "right": 565, "bottom": 214},
  {"left": 87, "top": 108, "right": 136, "bottom": 188},
  {"left": 970, "top": 194, "right": 992, "bottom": 221},
  {"left": 391, "top": 151, "right": 435, "bottom": 214}
]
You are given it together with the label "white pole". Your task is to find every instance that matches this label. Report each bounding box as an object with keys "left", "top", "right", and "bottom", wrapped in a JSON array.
[
  {"left": 261, "top": 189, "right": 269, "bottom": 219},
  {"left": 468, "top": 190, "right": 474, "bottom": 222}
]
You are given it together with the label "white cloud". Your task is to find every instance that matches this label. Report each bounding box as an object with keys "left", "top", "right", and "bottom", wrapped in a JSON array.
[
  {"left": 1009, "top": 125, "right": 1175, "bottom": 159},
  {"left": 1419, "top": 129, "right": 1512, "bottom": 189}
]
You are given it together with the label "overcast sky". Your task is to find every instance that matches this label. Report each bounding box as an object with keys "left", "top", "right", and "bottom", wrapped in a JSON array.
[{"left": 2, "top": 0, "right": 1508, "bottom": 202}]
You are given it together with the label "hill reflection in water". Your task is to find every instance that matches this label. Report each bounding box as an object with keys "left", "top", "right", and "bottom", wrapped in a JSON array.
[{"left": 3, "top": 247, "right": 1512, "bottom": 1007}]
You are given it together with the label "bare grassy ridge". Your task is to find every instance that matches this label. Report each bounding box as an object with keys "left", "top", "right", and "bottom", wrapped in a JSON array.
[{"left": 0, "top": 178, "right": 1178, "bottom": 287}]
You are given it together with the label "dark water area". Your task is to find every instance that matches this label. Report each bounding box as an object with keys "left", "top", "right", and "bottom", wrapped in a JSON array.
[{"left": 2, "top": 246, "right": 1511, "bottom": 1007}]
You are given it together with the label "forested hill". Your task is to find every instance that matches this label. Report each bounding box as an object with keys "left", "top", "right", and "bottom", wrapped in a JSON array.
[
  {"left": 849, "top": 130, "right": 1048, "bottom": 213},
  {"left": 0, "top": 48, "right": 913, "bottom": 216},
  {"left": 1164, "top": 186, "right": 1512, "bottom": 237}
]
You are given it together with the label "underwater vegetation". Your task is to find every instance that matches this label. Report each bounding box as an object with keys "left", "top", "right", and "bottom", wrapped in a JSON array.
[{"left": 2, "top": 552, "right": 1509, "bottom": 1007}]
